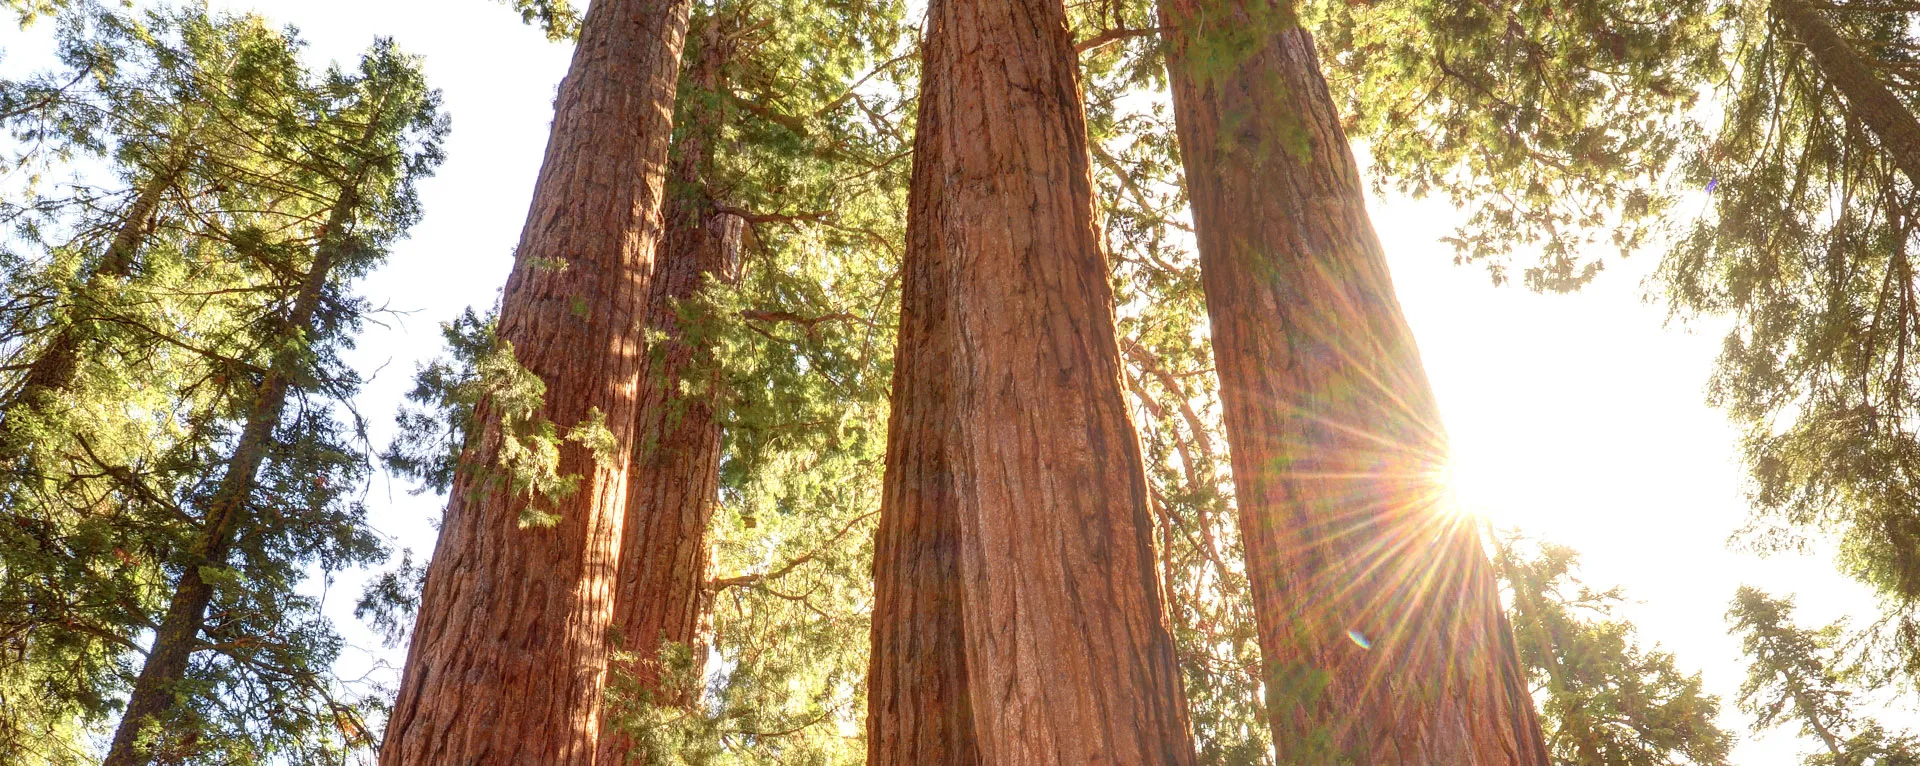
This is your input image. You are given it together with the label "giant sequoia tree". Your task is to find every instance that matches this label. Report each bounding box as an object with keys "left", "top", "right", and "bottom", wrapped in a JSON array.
[
  {"left": 1158, "top": 3, "right": 1549, "bottom": 761},
  {"left": 866, "top": 0, "right": 1196, "bottom": 758},
  {"left": 380, "top": 0, "right": 693, "bottom": 760}
]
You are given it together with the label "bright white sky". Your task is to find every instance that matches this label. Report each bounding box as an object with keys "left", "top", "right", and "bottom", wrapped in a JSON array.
[{"left": 8, "top": 0, "right": 1910, "bottom": 761}]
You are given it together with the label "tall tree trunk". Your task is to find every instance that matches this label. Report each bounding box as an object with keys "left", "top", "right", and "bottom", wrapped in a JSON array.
[
  {"left": 381, "top": 0, "right": 692, "bottom": 762},
  {"left": 102, "top": 180, "right": 356, "bottom": 766},
  {"left": 1157, "top": 7, "right": 1550, "bottom": 763},
  {"left": 867, "top": 0, "right": 1196, "bottom": 759},
  {"left": 0, "top": 164, "right": 177, "bottom": 460},
  {"left": 1774, "top": 0, "right": 1920, "bottom": 188},
  {"left": 596, "top": 19, "right": 738, "bottom": 763}
]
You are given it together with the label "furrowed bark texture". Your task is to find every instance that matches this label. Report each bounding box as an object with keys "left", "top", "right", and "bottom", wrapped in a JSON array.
[
  {"left": 868, "top": 0, "right": 1197, "bottom": 760},
  {"left": 1158, "top": 11, "right": 1550, "bottom": 764},
  {"left": 381, "top": 0, "right": 691, "bottom": 762},
  {"left": 103, "top": 186, "right": 354, "bottom": 766},
  {"left": 597, "top": 23, "right": 738, "bottom": 762},
  {"left": 1773, "top": 0, "right": 1920, "bottom": 189}
]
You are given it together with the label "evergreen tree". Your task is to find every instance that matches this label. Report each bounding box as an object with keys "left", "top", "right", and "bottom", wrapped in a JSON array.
[
  {"left": 0, "top": 7, "right": 442, "bottom": 761},
  {"left": 1151, "top": 0, "right": 1550, "bottom": 759},
  {"left": 390, "top": 0, "right": 913, "bottom": 760},
  {"left": 101, "top": 38, "right": 445, "bottom": 765},
  {"left": 865, "top": 0, "right": 1198, "bottom": 756},
  {"left": 1657, "top": 2, "right": 1920, "bottom": 658},
  {"left": 379, "top": 0, "right": 696, "bottom": 759},
  {"left": 1499, "top": 538, "right": 1734, "bottom": 765},
  {"left": 1730, "top": 586, "right": 1920, "bottom": 765}
]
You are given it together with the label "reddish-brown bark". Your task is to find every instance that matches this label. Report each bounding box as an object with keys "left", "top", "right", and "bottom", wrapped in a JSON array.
[
  {"left": 381, "top": 0, "right": 691, "bottom": 761},
  {"left": 1158, "top": 8, "right": 1550, "bottom": 763},
  {"left": 866, "top": 0, "right": 1196, "bottom": 760},
  {"left": 596, "top": 20, "right": 739, "bottom": 764}
]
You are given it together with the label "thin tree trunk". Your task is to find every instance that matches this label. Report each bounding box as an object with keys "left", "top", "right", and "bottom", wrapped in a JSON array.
[
  {"left": 0, "top": 164, "right": 176, "bottom": 459},
  {"left": 596, "top": 19, "right": 738, "bottom": 762},
  {"left": 102, "top": 179, "right": 355, "bottom": 766},
  {"left": 1158, "top": 7, "right": 1550, "bottom": 763},
  {"left": 1790, "top": 685, "right": 1847, "bottom": 760},
  {"left": 867, "top": 0, "right": 1196, "bottom": 759},
  {"left": 381, "top": 0, "right": 692, "bottom": 762},
  {"left": 1774, "top": 0, "right": 1920, "bottom": 189}
]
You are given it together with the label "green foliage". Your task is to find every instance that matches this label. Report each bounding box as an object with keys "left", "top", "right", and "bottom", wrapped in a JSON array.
[
  {"left": 493, "top": 0, "right": 579, "bottom": 42},
  {"left": 1309, "top": 0, "right": 1721, "bottom": 291},
  {"left": 384, "top": 307, "right": 497, "bottom": 495},
  {"left": 0, "top": 3, "right": 445, "bottom": 761},
  {"left": 1730, "top": 586, "right": 1920, "bottom": 764},
  {"left": 1650, "top": 4, "right": 1920, "bottom": 680},
  {"left": 1498, "top": 537, "right": 1733, "bottom": 765},
  {"left": 3, "top": 0, "right": 63, "bottom": 27}
]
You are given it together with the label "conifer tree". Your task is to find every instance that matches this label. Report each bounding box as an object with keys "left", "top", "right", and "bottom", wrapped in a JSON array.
[
  {"left": 101, "top": 40, "right": 444, "bottom": 765},
  {"left": 0, "top": 8, "right": 431, "bottom": 761},
  {"left": 596, "top": 15, "right": 744, "bottom": 760},
  {"left": 1499, "top": 538, "right": 1733, "bottom": 765},
  {"left": 866, "top": 0, "right": 1196, "bottom": 757},
  {"left": 1153, "top": 1, "right": 1549, "bottom": 759},
  {"left": 1730, "top": 587, "right": 1920, "bottom": 765},
  {"left": 394, "top": 1, "right": 911, "bottom": 761},
  {"left": 379, "top": 0, "right": 695, "bottom": 760},
  {"left": 1656, "top": 1, "right": 1920, "bottom": 641}
]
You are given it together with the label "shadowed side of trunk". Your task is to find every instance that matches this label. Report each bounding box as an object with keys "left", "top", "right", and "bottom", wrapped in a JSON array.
[
  {"left": 597, "top": 24, "right": 740, "bottom": 759},
  {"left": 1158, "top": 6, "right": 1550, "bottom": 763},
  {"left": 381, "top": 0, "right": 692, "bottom": 761},
  {"left": 868, "top": 0, "right": 1197, "bottom": 759},
  {"left": 1772, "top": 0, "right": 1920, "bottom": 188}
]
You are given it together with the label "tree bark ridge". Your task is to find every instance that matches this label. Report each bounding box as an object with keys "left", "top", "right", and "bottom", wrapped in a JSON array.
[
  {"left": 868, "top": 0, "right": 1197, "bottom": 759},
  {"left": 597, "top": 20, "right": 740, "bottom": 761},
  {"left": 1158, "top": 8, "right": 1551, "bottom": 762},
  {"left": 382, "top": 0, "right": 692, "bottom": 761}
]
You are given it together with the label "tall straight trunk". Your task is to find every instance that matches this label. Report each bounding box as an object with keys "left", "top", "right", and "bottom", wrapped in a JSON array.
[
  {"left": 866, "top": 0, "right": 1196, "bottom": 759},
  {"left": 102, "top": 181, "right": 356, "bottom": 766},
  {"left": 596, "top": 19, "right": 737, "bottom": 763},
  {"left": 381, "top": 0, "right": 692, "bottom": 762},
  {"left": 0, "top": 164, "right": 177, "bottom": 460},
  {"left": 1773, "top": 0, "right": 1920, "bottom": 188},
  {"left": 1158, "top": 7, "right": 1550, "bottom": 763}
]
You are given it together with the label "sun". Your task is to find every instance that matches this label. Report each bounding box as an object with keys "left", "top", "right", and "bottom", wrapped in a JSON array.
[{"left": 1432, "top": 452, "right": 1504, "bottom": 527}]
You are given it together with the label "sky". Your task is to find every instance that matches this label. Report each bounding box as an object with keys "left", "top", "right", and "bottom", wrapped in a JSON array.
[{"left": 7, "top": 0, "right": 1909, "bottom": 762}]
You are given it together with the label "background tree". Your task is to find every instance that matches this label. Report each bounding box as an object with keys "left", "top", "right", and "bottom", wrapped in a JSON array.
[
  {"left": 0, "top": 7, "right": 441, "bottom": 762},
  {"left": 1730, "top": 586, "right": 1920, "bottom": 765},
  {"left": 1657, "top": 2, "right": 1920, "bottom": 677},
  {"left": 382, "top": 0, "right": 914, "bottom": 762},
  {"left": 1499, "top": 537, "right": 1734, "bottom": 765},
  {"left": 100, "top": 39, "right": 444, "bottom": 766}
]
